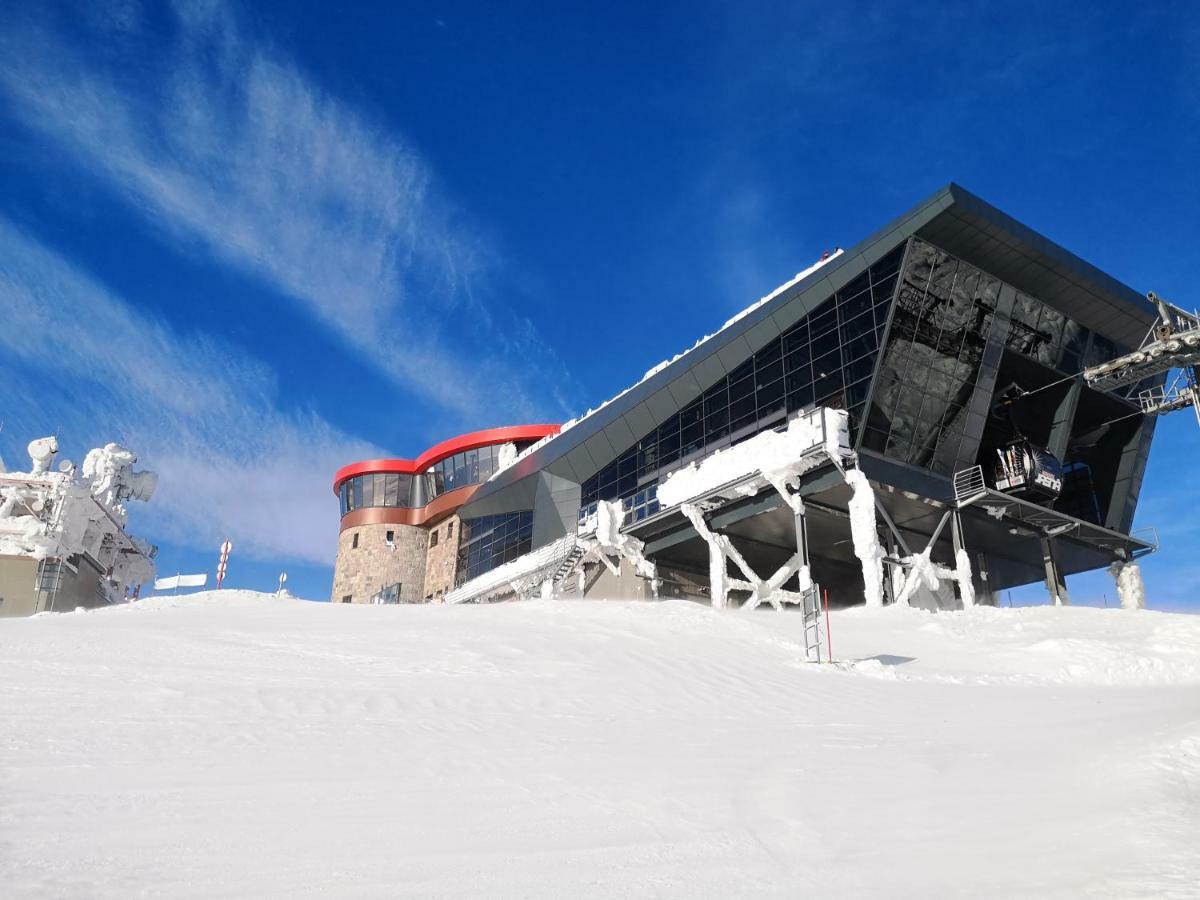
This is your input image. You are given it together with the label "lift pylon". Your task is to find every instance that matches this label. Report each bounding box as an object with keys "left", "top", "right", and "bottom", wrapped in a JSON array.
[{"left": 1084, "top": 292, "right": 1200, "bottom": 424}]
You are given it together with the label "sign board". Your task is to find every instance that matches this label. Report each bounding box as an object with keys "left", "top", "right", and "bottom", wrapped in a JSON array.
[{"left": 153, "top": 573, "right": 208, "bottom": 591}]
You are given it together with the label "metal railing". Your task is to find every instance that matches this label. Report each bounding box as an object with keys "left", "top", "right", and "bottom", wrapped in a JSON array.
[{"left": 952, "top": 465, "right": 986, "bottom": 503}]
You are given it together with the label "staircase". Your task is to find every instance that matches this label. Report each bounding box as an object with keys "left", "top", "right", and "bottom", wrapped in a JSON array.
[{"left": 551, "top": 543, "right": 587, "bottom": 587}]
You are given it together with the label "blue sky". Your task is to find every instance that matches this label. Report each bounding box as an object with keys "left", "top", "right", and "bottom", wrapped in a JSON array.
[{"left": 1, "top": 1, "right": 1197, "bottom": 608}]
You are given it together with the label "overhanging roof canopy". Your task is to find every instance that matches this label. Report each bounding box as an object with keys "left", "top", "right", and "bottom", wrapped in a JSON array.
[{"left": 465, "top": 183, "right": 1158, "bottom": 519}]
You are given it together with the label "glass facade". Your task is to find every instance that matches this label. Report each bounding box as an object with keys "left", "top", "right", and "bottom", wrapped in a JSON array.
[
  {"left": 422, "top": 444, "right": 506, "bottom": 501},
  {"left": 456, "top": 511, "right": 533, "bottom": 585},
  {"left": 578, "top": 483, "right": 661, "bottom": 528},
  {"left": 338, "top": 441, "right": 537, "bottom": 517},
  {"left": 339, "top": 473, "right": 415, "bottom": 516},
  {"left": 1006, "top": 290, "right": 1093, "bottom": 374},
  {"left": 863, "top": 237, "right": 1144, "bottom": 496},
  {"left": 580, "top": 243, "right": 905, "bottom": 509},
  {"left": 861, "top": 238, "right": 1002, "bottom": 475}
]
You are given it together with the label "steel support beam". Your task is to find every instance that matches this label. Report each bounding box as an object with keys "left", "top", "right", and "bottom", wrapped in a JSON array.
[{"left": 1040, "top": 536, "right": 1070, "bottom": 606}]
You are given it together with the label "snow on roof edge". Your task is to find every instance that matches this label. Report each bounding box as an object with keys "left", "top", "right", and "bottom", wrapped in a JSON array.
[{"left": 487, "top": 249, "right": 845, "bottom": 484}]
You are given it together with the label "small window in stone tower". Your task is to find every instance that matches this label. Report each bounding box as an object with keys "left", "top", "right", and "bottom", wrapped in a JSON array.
[
  {"left": 386, "top": 530, "right": 395, "bottom": 543},
  {"left": 430, "top": 530, "right": 439, "bottom": 548},
  {"left": 351, "top": 532, "right": 359, "bottom": 549},
  {"left": 341, "top": 595, "right": 352, "bottom": 603},
  {"left": 446, "top": 521, "right": 453, "bottom": 539}
]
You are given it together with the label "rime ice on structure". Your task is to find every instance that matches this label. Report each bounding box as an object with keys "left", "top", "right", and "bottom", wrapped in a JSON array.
[
  {"left": 660, "top": 408, "right": 861, "bottom": 610},
  {"left": 894, "top": 548, "right": 952, "bottom": 607},
  {"left": 591, "top": 499, "right": 659, "bottom": 590},
  {"left": 893, "top": 545, "right": 975, "bottom": 611},
  {"left": 445, "top": 499, "right": 660, "bottom": 605},
  {"left": 845, "top": 468, "right": 885, "bottom": 609},
  {"left": 1110, "top": 560, "right": 1146, "bottom": 610},
  {"left": 0, "top": 436, "right": 158, "bottom": 604},
  {"left": 955, "top": 548, "right": 976, "bottom": 609}
]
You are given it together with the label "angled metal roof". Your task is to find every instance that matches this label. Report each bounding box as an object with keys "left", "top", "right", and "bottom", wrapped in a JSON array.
[
  {"left": 917, "top": 184, "right": 1155, "bottom": 348},
  {"left": 464, "top": 183, "right": 1157, "bottom": 518}
]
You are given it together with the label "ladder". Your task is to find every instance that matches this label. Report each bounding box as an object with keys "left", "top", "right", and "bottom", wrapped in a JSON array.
[
  {"left": 34, "top": 558, "right": 65, "bottom": 612},
  {"left": 800, "top": 583, "right": 824, "bottom": 663}
]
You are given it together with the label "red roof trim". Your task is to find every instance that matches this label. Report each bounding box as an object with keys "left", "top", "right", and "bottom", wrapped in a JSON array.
[{"left": 332, "top": 424, "right": 560, "bottom": 495}]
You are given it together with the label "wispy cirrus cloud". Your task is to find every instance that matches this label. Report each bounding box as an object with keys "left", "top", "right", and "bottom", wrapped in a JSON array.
[
  {"left": 0, "top": 0, "right": 575, "bottom": 422},
  {"left": 0, "top": 215, "right": 377, "bottom": 566}
]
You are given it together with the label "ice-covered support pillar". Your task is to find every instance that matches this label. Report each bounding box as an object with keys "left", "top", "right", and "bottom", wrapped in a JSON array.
[
  {"left": 680, "top": 502, "right": 780, "bottom": 609},
  {"left": 681, "top": 503, "right": 732, "bottom": 609},
  {"left": 762, "top": 471, "right": 812, "bottom": 597},
  {"left": 1040, "top": 536, "right": 1070, "bottom": 606},
  {"left": 950, "top": 510, "right": 975, "bottom": 609},
  {"left": 975, "top": 552, "right": 996, "bottom": 607},
  {"left": 592, "top": 500, "right": 661, "bottom": 598},
  {"left": 894, "top": 547, "right": 955, "bottom": 607},
  {"left": 1109, "top": 558, "right": 1146, "bottom": 610},
  {"left": 845, "top": 468, "right": 885, "bottom": 608}
]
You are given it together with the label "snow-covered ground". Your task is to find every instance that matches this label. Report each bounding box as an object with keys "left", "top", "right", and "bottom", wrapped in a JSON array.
[{"left": 3, "top": 592, "right": 1199, "bottom": 898}]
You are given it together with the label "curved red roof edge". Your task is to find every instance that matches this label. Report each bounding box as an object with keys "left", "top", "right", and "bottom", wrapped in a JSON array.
[{"left": 332, "top": 424, "right": 560, "bottom": 494}]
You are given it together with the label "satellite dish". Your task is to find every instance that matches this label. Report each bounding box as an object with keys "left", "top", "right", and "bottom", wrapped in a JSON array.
[
  {"left": 31, "top": 498, "right": 45, "bottom": 512},
  {"left": 58, "top": 459, "right": 75, "bottom": 474}
]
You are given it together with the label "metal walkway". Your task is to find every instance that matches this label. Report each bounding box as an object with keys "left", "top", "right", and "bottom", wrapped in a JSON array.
[{"left": 951, "top": 466, "right": 1157, "bottom": 560}]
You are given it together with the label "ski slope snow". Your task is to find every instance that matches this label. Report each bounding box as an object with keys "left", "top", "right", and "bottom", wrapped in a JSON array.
[{"left": 2, "top": 592, "right": 1199, "bottom": 898}]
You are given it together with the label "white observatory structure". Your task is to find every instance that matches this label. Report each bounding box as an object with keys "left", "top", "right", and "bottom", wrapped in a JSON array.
[{"left": 0, "top": 436, "right": 159, "bottom": 616}]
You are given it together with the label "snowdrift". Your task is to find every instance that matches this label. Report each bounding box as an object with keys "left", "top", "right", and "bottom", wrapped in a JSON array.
[{"left": 2, "top": 592, "right": 1198, "bottom": 897}]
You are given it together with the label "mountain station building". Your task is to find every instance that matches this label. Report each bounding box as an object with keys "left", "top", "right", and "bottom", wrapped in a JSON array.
[{"left": 331, "top": 184, "right": 1160, "bottom": 611}]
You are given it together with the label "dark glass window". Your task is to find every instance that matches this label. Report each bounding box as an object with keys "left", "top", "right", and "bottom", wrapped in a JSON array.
[
  {"left": 456, "top": 511, "right": 534, "bottom": 584},
  {"left": 579, "top": 242, "right": 906, "bottom": 510},
  {"left": 416, "top": 443, "right": 516, "bottom": 503},
  {"left": 864, "top": 238, "right": 1002, "bottom": 474}
]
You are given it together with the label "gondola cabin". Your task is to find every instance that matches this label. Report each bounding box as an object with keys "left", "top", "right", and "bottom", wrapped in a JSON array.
[{"left": 993, "top": 438, "right": 1063, "bottom": 501}]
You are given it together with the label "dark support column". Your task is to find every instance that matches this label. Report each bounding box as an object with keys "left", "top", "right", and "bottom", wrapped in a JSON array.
[
  {"left": 1047, "top": 378, "right": 1082, "bottom": 460},
  {"left": 793, "top": 503, "right": 810, "bottom": 570},
  {"left": 874, "top": 498, "right": 912, "bottom": 556},
  {"left": 953, "top": 283, "right": 1016, "bottom": 472},
  {"left": 975, "top": 552, "right": 996, "bottom": 606},
  {"left": 1106, "top": 416, "right": 1157, "bottom": 533},
  {"left": 1040, "top": 536, "right": 1070, "bottom": 606},
  {"left": 950, "top": 509, "right": 972, "bottom": 608}
]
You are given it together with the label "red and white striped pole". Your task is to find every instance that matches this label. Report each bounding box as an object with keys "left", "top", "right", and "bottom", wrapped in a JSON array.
[{"left": 216, "top": 540, "right": 232, "bottom": 589}]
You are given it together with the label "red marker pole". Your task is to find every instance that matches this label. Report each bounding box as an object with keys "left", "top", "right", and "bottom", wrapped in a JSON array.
[
  {"left": 216, "top": 540, "right": 232, "bottom": 590},
  {"left": 823, "top": 588, "right": 833, "bottom": 663}
]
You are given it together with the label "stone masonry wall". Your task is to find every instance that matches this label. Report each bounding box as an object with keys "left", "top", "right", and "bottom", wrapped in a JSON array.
[
  {"left": 331, "top": 522, "right": 427, "bottom": 604},
  {"left": 422, "top": 515, "right": 461, "bottom": 600}
]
